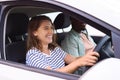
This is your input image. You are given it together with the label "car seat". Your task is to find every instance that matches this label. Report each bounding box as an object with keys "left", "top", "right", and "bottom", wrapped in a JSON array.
[
  {"left": 54, "top": 13, "right": 71, "bottom": 45},
  {"left": 5, "top": 13, "right": 29, "bottom": 63}
]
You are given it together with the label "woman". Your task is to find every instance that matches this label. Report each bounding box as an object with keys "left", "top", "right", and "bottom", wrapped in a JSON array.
[{"left": 26, "top": 15, "right": 99, "bottom": 74}]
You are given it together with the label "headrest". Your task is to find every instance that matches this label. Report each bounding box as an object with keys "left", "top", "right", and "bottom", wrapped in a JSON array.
[
  {"left": 6, "top": 13, "right": 29, "bottom": 36},
  {"left": 54, "top": 13, "right": 71, "bottom": 29}
]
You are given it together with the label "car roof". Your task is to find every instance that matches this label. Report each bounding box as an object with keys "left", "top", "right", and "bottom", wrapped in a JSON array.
[
  {"left": 1, "top": 0, "right": 120, "bottom": 30},
  {"left": 55, "top": 0, "right": 120, "bottom": 30}
]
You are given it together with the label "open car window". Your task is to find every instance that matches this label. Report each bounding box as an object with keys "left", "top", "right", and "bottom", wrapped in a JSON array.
[
  {"left": 3, "top": 2, "right": 115, "bottom": 79},
  {"left": 4, "top": 6, "right": 80, "bottom": 79}
]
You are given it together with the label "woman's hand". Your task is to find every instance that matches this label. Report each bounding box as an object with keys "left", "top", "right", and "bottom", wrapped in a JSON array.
[{"left": 76, "top": 51, "right": 99, "bottom": 67}]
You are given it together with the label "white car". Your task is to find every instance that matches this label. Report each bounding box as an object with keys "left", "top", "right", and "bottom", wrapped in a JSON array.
[{"left": 0, "top": 0, "right": 120, "bottom": 80}]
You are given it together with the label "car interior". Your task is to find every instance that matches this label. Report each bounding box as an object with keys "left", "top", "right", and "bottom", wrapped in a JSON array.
[
  {"left": 5, "top": 6, "right": 73, "bottom": 63},
  {"left": 5, "top": 13, "right": 29, "bottom": 63},
  {"left": 4, "top": 6, "right": 115, "bottom": 75},
  {"left": 4, "top": 7, "right": 45, "bottom": 62},
  {"left": 54, "top": 13, "right": 71, "bottom": 46}
]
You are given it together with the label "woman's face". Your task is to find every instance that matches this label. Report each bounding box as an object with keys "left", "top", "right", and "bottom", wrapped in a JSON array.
[{"left": 33, "top": 20, "right": 54, "bottom": 45}]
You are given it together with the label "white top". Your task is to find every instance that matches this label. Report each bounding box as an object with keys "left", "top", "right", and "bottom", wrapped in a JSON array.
[{"left": 26, "top": 47, "right": 66, "bottom": 70}]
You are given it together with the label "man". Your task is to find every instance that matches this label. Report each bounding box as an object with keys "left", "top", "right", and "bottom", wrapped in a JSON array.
[{"left": 61, "top": 17, "right": 96, "bottom": 75}]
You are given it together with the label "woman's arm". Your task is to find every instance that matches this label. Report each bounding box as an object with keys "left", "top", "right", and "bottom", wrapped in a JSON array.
[{"left": 46, "top": 51, "right": 99, "bottom": 74}]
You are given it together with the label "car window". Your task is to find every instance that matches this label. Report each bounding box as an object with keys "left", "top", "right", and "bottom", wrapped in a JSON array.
[
  {"left": 42, "top": 12, "right": 105, "bottom": 37},
  {"left": 4, "top": 6, "right": 80, "bottom": 79},
  {"left": 40, "top": 12, "right": 72, "bottom": 33},
  {"left": 3, "top": 3, "right": 115, "bottom": 78},
  {"left": 37, "top": 11, "right": 105, "bottom": 45},
  {"left": 40, "top": 12, "right": 61, "bottom": 22},
  {"left": 86, "top": 24, "right": 105, "bottom": 37}
]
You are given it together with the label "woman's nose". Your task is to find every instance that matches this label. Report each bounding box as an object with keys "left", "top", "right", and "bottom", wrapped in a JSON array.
[{"left": 48, "top": 28, "right": 54, "bottom": 34}]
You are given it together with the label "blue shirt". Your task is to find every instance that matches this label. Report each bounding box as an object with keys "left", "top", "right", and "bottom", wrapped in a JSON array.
[{"left": 26, "top": 47, "right": 67, "bottom": 69}]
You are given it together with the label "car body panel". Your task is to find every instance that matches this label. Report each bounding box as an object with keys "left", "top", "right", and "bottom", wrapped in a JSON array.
[
  {"left": 0, "top": 63, "right": 65, "bottom": 80},
  {"left": 79, "top": 58, "right": 120, "bottom": 80},
  {"left": 0, "top": 0, "right": 120, "bottom": 80},
  {"left": 0, "top": 60, "right": 79, "bottom": 80}
]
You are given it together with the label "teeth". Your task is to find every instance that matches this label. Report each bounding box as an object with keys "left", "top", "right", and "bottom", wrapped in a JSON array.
[{"left": 47, "top": 35, "right": 52, "bottom": 38}]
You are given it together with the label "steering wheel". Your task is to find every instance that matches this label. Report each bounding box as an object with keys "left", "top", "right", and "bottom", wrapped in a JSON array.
[
  {"left": 85, "top": 35, "right": 115, "bottom": 71},
  {"left": 94, "top": 35, "right": 115, "bottom": 62}
]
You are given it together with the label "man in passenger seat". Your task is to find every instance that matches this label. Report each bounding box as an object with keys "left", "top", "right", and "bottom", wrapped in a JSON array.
[{"left": 61, "top": 17, "right": 96, "bottom": 75}]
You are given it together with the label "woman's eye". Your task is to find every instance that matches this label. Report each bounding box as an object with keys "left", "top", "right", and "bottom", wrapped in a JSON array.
[
  {"left": 44, "top": 26, "right": 49, "bottom": 30},
  {"left": 51, "top": 26, "right": 54, "bottom": 29}
]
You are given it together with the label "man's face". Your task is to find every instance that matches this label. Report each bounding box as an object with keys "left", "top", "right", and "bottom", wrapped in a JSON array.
[{"left": 71, "top": 18, "right": 86, "bottom": 33}]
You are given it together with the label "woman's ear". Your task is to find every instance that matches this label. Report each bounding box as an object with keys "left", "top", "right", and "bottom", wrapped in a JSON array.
[{"left": 33, "top": 31, "right": 38, "bottom": 36}]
